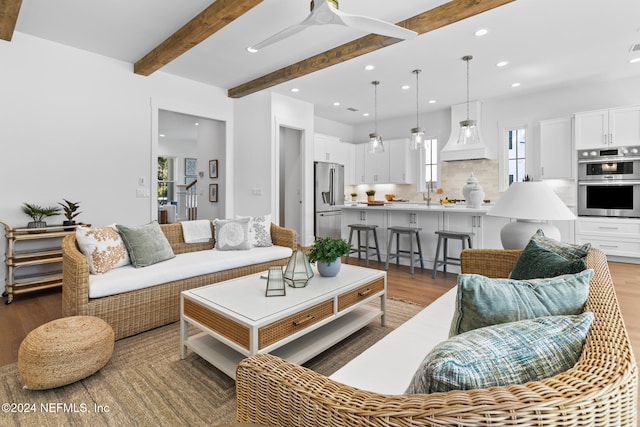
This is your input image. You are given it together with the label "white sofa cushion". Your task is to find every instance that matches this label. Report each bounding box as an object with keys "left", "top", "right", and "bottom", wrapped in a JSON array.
[
  {"left": 329, "top": 287, "right": 456, "bottom": 395},
  {"left": 89, "top": 246, "right": 293, "bottom": 298}
]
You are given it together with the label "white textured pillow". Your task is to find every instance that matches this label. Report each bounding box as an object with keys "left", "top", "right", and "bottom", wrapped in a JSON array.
[
  {"left": 236, "top": 214, "right": 273, "bottom": 247},
  {"left": 214, "top": 218, "right": 251, "bottom": 251},
  {"left": 76, "top": 224, "right": 131, "bottom": 274}
]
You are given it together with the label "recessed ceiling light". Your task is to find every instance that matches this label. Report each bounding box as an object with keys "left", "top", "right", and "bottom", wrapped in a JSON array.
[
  {"left": 630, "top": 57, "right": 640, "bottom": 64},
  {"left": 511, "top": 82, "right": 521, "bottom": 88},
  {"left": 401, "top": 84, "right": 410, "bottom": 90},
  {"left": 364, "top": 64, "right": 375, "bottom": 71},
  {"left": 333, "top": 102, "right": 341, "bottom": 106},
  {"left": 159, "top": 134, "right": 165, "bottom": 138},
  {"left": 475, "top": 28, "right": 489, "bottom": 37},
  {"left": 496, "top": 61, "right": 509, "bottom": 67},
  {"left": 246, "top": 47, "right": 258, "bottom": 53},
  {"left": 291, "top": 88, "right": 299, "bottom": 93},
  {"left": 363, "top": 113, "right": 370, "bottom": 117},
  {"left": 428, "top": 99, "right": 436, "bottom": 104},
  {"left": 194, "top": 122, "right": 199, "bottom": 126}
]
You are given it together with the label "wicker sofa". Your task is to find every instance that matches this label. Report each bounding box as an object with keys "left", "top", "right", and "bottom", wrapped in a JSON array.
[
  {"left": 236, "top": 248, "right": 638, "bottom": 426},
  {"left": 62, "top": 222, "right": 297, "bottom": 340}
]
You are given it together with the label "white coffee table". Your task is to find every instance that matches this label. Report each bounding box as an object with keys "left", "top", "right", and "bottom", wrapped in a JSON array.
[{"left": 180, "top": 264, "right": 386, "bottom": 379}]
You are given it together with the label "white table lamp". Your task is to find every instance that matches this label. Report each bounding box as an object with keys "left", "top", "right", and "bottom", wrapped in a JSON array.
[{"left": 487, "top": 181, "right": 575, "bottom": 249}]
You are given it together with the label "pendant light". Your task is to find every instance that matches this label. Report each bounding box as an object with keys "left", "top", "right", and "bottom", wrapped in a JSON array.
[
  {"left": 410, "top": 69, "right": 425, "bottom": 150},
  {"left": 368, "top": 80, "right": 384, "bottom": 154},
  {"left": 457, "top": 55, "right": 480, "bottom": 145}
]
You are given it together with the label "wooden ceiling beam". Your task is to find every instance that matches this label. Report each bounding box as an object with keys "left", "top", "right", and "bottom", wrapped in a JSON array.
[
  {"left": 0, "top": 0, "right": 22, "bottom": 41},
  {"left": 134, "top": 0, "right": 264, "bottom": 76},
  {"left": 228, "top": 0, "right": 515, "bottom": 98}
]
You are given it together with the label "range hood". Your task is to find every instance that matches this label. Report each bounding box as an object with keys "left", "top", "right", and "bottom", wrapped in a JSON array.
[{"left": 440, "top": 101, "right": 491, "bottom": 162}]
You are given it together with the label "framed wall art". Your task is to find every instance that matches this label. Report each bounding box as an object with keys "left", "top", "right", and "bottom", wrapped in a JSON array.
[
  {"left": 209, "top": 160, "right": 218, "bottom": 178},
  {"left": 185, "top": 158, "right": 197, "bottom": 177},
  {"left": 209, "top": 184, "right": 218, "bottom": 202}
]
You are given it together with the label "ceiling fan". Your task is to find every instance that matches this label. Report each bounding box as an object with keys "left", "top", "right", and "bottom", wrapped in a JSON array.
[{"left": 247, "top": 0, "right": 418, "bottom": 53}]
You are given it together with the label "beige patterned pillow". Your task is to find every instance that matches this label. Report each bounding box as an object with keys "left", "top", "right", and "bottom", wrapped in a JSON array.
[{"left": 76, "top": 225, "right": 131, "bottom": 274}]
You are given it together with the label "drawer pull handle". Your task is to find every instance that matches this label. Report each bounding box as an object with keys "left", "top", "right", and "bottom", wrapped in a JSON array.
[
  {"left": 598, "top": 226, "right": 619, "bottom": 230},
  {"left": 293, "top": 315, "right": 315, "bottom": 327},
  {"left": 599, "top": 244, "right": 619, "bottom": 249},
  {"left": 358, "top": 288, "right": 373, "bottom": 297}
]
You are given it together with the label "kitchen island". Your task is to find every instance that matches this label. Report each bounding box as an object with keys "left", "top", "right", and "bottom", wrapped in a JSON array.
[{"left": 341, "top": 203, "right": 509, "bottom": 273}]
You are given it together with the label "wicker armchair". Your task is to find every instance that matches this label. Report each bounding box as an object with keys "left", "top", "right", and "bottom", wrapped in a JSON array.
[{"left": 235, "top": 248, "right": 638, "bottom": 426}]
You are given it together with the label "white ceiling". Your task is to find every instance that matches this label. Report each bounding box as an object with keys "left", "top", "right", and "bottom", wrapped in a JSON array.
[{"left": 14, "top": 0, "right": 640, "bottom": 128}]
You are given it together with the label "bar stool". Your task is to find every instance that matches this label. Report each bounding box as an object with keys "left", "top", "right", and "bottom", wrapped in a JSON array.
[
  {"left": 432, "top": 230, "right": 474, "bottom": 278},
  {"left": 346, "top": 224, "right": 381, "bottom": 267},
  {"left": 385, "top": 227, "right": 424, "bottom": 275}
]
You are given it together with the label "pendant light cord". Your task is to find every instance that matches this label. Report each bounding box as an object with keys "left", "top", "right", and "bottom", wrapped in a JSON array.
[
  {"left": 414, "top": 70, "right": 420, "bottom": 128},
  {"left": 463, "top": 55, "right": 473, "bottom": 121},
  {"left": 372, "top": 80, "right": 379, "bottom": 134}
]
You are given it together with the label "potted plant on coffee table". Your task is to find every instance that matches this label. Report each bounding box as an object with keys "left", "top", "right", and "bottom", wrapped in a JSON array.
[
  {"left": 21, "top": 203, "right": 61, "bottom": 232},
  {"left": 59, "top": 199, "right": 81, "bottom": 230},
  {"left": 307, "top": 237, "right": 351, "bottom": 277}
]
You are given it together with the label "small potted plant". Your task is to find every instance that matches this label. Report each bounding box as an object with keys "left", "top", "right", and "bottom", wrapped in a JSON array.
[
  {"left": 307, "top": 237, "right": 351, "bottom": 277},
  {"left": 350, "top": 192, "right": 358, "bottom": 202},
  {"left": 59, "top": 199, "right": 81, "bottom": 230},
  {"left": 21, "top": 203, "right": 61, "bottom": 232},
  {"left": 365, "top": 189, "right": 376, "bottom": 203}
]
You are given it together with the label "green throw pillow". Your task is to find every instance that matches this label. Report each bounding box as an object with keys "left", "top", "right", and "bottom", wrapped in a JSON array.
[
  {"left": 116, "top": 221, "right": 175, "bottom": 268},
  {"left": 531, "top": 229, "right": 591, "bottom": 260},
  {"left": 406, "top": 312, "right": 593, "bottom": 395},
  {"left": 509, "top": 238, "right": 587, "bottom": 280},
  {"left": 450, "top": 269, "right": 593, "bottom": 337}
]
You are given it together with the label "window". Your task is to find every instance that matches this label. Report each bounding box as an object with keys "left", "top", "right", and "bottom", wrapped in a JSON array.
[
  {"left": 507, "top": 128, "right": 526, "bottom": 184},
  {"left": 157, "top": 156, "right": 175, "bottom": 205},
  {"left": 417, "top": 138, "right": 438, "bottom": 192}
]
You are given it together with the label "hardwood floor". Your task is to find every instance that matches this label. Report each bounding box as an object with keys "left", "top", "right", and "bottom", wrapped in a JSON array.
[{"left": 1, "top": 258, "right": 639, "bottom": 401}]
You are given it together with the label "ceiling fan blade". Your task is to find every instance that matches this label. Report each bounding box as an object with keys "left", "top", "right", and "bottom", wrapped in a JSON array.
[
  {"left": 248, "top": 23, "right": 311, "bottom": 52},
  {"left": 335, "top": 10, "right": 417, "bottom": 40}
]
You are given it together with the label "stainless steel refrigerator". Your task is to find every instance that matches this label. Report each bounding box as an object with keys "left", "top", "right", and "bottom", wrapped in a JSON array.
[{"left": 314, "top": 161, "right": 345, "bottom": 239}]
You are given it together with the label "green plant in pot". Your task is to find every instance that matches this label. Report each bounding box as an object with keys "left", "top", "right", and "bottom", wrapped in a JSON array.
[
  {"left": 59, "top": 199, "right": 81, "bottom": 230},
  {"left": 21, "top": 203, "right": 61, "bottom": 232},
  {"left": 365, "top": 189, "right": 376, "bottom": 202},
  {"left": 307, "top": 237, "right": 351, "bottom": 277}
]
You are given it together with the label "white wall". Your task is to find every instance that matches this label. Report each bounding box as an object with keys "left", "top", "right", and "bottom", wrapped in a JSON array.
[
  {"left": 314, "top": 116, "right": 355, "bottom": 143},
  {"left": 0, "top": 32, "right": 233, "bottom": 285}
]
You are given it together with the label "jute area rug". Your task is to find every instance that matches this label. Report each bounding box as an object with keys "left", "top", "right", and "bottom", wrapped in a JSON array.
[{"left": 0, "top": 299, "right": 422, "bottom": 427}]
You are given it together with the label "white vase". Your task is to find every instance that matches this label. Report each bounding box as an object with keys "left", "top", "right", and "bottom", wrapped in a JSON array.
[
  {"left": 462, "top": 173, "right": 479, "bottom": 201},
  {"left": 468, "top": 188, "right": 485, "bottom": 208}
]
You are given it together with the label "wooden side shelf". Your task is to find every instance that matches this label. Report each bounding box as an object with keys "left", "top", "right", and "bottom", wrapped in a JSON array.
[{"left": 1, "top": 221, "right": 88, "bottom": 304}]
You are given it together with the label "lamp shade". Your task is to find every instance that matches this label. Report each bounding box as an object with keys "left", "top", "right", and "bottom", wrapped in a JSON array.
[
  {"left": 487, "top": 182, "right": 575, "bottom": 221},
  {"left": 487, "top": 181, "right": 575, "bottom": 249}
]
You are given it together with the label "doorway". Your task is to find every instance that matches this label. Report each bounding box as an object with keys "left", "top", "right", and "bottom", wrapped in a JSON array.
[{"left": 278, "top": 126, "right": 303, "bottom": 243}]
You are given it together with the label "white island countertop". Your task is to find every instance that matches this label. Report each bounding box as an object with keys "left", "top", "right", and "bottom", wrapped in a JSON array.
[{"left": 341, "top": 202, "right": 493, "bottom": 214}]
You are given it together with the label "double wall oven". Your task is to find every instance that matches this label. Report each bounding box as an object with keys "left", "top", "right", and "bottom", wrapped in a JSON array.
[{"left": 578, "top": 146, "right": 640, "bottom": 218}]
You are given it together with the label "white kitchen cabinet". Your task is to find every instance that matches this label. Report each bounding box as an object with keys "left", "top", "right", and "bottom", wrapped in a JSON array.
[
  {"left": 388, "top": 138, "right": 416, "bottom": 184},
  {"left": 344, "top": 142, "right": 356, "bottom": 185},
  {"left": 314, "top": 133, "right": 346, "bottom": 163},
  {"left": 574, "top": 105, "right": 640, "bottom": 149},
  {"left": 539, "top": 117, "right": 574, "bottom": 179},
  {"left": 364, "top": 143, "right": 390, "bottom": 183},
  {"left": 353, "top": 143, "right": 366, "bottom": 185},
  {"left": 575, "top": 217, "right": 640, "bottom": 260}
]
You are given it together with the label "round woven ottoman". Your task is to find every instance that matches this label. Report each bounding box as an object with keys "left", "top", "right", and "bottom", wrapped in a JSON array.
[{"left": 18, "top": 316, "right": 114, "bottom": 390}]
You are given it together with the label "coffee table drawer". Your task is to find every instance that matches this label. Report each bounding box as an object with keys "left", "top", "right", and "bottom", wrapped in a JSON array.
[
  {"left": 183, "top": 298, "right": 251, "bottom": 350},
  {"left": 259, "top": 300, "right": 334, "bottom": 349},
  {"left": 338, "top": 277, "right": 385, "bottom": 312}
]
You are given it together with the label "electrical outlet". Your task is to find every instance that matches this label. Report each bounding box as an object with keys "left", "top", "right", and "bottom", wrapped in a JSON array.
[{"left": 252, "top": 188, "right": 263, "bottom": 196}]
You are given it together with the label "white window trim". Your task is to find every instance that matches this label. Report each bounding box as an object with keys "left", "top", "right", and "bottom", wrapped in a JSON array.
[
  {"left": 416, "top": 137, "right": 438, "bottom": 193},
  {"left": 498, "top": 122, "right": 528, "bottom": 192}
]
